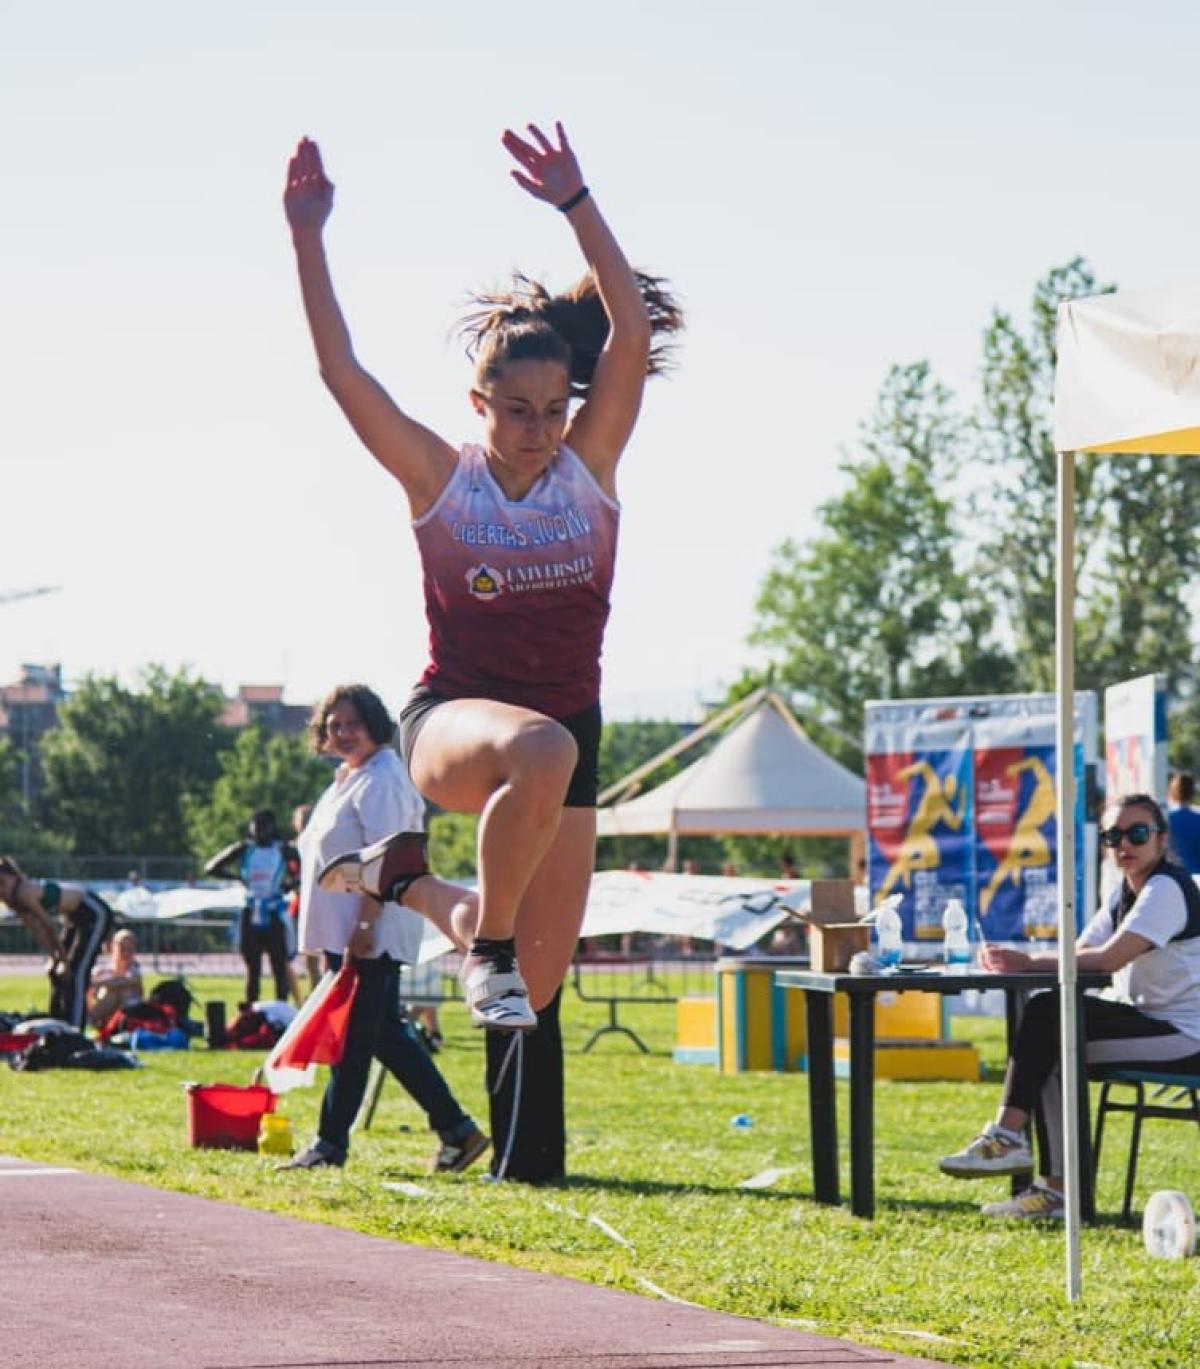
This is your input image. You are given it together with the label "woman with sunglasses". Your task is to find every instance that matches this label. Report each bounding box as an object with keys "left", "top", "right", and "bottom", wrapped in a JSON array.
[{"left": 939, "top": 792, "right": 1200, "bottom": 1218}]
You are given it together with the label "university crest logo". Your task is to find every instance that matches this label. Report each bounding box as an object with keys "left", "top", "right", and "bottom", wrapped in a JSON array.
[{"left": 466, "top": 564, "right": 503, "bottom": 601}]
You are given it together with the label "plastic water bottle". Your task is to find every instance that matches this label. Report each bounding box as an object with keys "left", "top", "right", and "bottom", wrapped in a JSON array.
[
  {"left": 942, "top": 899, "right": 970, "bottom": 972},
  {"left": 731, "top": 1113, "right": 754, "bottom": 1130},
  {"left": 874, "top": 895, "right": 904, "bottom": 970}
]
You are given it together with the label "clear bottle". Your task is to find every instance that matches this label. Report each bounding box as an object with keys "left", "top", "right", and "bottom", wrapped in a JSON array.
[
  {"left": 942, "top": 898, "right": 971, "bottom": 971},
  {"left": 874, "top": 895, "right": 904, "bottom": 970}
]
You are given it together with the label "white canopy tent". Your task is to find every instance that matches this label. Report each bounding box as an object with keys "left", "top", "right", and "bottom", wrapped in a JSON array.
[
  {"left": 1054, "top": 284, "right": 1200, "bottom": 1299},
  {"left": 596, "top": 688, "right": 866, "bottom": 868}
]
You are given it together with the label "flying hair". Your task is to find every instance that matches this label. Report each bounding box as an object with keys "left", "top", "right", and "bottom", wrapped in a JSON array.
[{"left": 459, "top": 270, "right": 683, "bottom": 399}]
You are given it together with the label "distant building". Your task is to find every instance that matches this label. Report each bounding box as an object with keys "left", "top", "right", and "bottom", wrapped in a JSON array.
[
  {"left": 0, "top": 663, "right": 67, "bottom": 806},
  {"left": 0, "top": 668, "right": 312, "bottom": 808},
  {"left": 218, "top": 684, "right": 311, "bottom": 737}
]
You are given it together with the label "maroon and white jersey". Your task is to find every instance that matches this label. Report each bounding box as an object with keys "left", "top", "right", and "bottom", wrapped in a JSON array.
[{"left": 412, "top": 442, "right": 619, "bottom": 717}]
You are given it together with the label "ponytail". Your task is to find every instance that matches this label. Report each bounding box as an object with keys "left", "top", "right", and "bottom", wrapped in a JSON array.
[{"left": 459, "top": 270, "right": 683, "bottom": 399}]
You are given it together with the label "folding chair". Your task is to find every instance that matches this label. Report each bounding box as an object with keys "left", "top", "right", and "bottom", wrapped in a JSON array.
[{"left": 1092, "top": 1068, "right": 1200, "bottom": 1222}]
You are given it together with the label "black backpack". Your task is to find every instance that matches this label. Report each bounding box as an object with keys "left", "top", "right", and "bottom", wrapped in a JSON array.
[{"left": 150, "top": 978, "right": 194, "bottom": 1019}]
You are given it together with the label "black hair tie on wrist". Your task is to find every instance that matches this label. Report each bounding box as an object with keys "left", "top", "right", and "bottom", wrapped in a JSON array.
[{"left": 556, "top": 185, "right": 590, "bottom": 214}]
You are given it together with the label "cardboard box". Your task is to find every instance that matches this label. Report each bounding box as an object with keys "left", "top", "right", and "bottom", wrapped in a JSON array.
[{"left": 803, "top": 879, "right": 868, "bottom": 973}]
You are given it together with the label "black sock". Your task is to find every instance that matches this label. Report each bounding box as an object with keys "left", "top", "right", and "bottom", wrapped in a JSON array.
[
  {"left": 486, "top": 988, "right": 565, "bottom": 1184},
  {"left": 470, "top": 936, "right": 516, "bottom": 961}
]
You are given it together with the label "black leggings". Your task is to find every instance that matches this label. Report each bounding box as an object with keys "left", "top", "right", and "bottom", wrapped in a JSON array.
[
  {"left": 238, "top": 911, "right": 291, "bottom": 1004},
  {"left": 50, "top": 893, "right": 114, "bottom": 1029},
  {"left": 1004, "top": 990, "right": 1200, "bottom": 1176}
]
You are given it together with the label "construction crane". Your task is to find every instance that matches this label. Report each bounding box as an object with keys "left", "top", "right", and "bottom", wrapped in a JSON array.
[{"left": 0, "top": 586, "right": 61, "bottom": 607}]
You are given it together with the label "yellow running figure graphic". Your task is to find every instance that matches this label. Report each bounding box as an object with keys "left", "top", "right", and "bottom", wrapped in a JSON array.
[
  {"left": 878, "top": 760, "right": 967, "bottom": 898},
  {"left": 978, "top": 756, "right": 1055, "bottom": 915}
]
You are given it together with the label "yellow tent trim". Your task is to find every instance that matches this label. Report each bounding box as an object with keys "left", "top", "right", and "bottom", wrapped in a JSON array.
[{"left": 1079, "top": 426, "right": 1200, "bottom": 455}]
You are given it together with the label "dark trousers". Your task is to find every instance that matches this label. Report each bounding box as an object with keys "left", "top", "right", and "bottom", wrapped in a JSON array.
[
  {"left": 239, "top": 910, "right": 291, "bottom": 1004},
  {"left": 1004, "top": 989, "right": 1200, "bottom": 1175},
  {"left": 51, "top": 894, "right": 114, "bottom": 1028},
  {"left": 318, "top": 952, "right": 469, "bottom": 1156},
  {"left": 486, "top": 988, "right": 565, "bottom": 1183}
]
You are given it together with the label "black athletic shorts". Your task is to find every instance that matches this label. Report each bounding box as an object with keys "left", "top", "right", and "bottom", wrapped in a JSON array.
[{"left": 398, "top": 684, "right": 602, "bottom": 808}]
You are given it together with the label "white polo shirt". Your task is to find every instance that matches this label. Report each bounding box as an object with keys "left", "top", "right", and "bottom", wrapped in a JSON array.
[
  {"left": 1079, "top": 872, "right": 1200, "bottom": 1040},
  {"left": 296, "top": 747, "right": 426, "bottom": 963}
]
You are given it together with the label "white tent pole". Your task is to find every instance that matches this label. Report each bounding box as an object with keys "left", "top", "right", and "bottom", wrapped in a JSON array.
[{"left": 1056, "top": 447, "right": 1082, "bottom": 1302}]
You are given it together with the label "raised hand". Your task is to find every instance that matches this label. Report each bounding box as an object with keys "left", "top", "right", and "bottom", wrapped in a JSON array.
[
  {"left": 284, "top": 137, "right": 335, "bottom": 232},
  {"left": 502, "top": 121, "right": 585, "bottom": 207}
]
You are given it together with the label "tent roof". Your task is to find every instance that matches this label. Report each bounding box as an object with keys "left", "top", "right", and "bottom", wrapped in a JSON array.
[
  {"left": 596, "top": 693, "right": 865, "bottom": 837},
  {"left": 1055, "top": 284, "right": 1200, "bottom": 454}
]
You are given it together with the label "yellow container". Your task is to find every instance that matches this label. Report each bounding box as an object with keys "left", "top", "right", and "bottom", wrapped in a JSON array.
[
  {"left": 834, "top": 1037, "right": 981, "bottom": 1081},
  {"left": 713, "top": 959, "right": 949, "bottom": 1075},
  {"left": 717, "top": 957, "right": 808, "bottom": 1074},
  {"left": 673, "top": 995, "right": 718, "bottom": 1065},
  {"left": 257, "top": 1112, "right": 295, "bottom": 1157}
]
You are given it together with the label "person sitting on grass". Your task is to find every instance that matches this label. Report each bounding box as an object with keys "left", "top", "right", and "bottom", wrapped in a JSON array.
[
  {"left": 87, "top": 928, "right": 145, "bottom": 1030},
  {"left": 939, "top": 792, "right": 1200, "bottom": 1218}
]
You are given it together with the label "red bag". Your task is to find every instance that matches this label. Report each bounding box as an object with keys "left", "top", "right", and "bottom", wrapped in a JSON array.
[{"left": 267, "top": 961, "right": 359, "bottom": 1073}]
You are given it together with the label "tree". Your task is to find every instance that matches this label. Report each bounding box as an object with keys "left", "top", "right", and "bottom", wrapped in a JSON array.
[
  {"left": 595, "top": 718, "right": 693, "bottom": 871},
  {"left": 38, "top": 666, "right": 230, "bottom": 855},
  {"left": 184, "top": 724, "right": 332, "bottom": 861},
  {"left": 427, "top": 812, "right": 480, "bottom": 881},
  {"left": 975, "top": 258, "right": 1200, "bottom": 702},
  {"left": 0, "top": 736, "right": 69, "bottom": 854},
  {"left": 750, "top": 361, "right": 1013, "bottom": 758}
]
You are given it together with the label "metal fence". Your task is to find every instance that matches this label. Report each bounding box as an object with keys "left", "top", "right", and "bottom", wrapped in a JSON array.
[{"left": 5, "top": 854, "right": 199, "bottom": 882}]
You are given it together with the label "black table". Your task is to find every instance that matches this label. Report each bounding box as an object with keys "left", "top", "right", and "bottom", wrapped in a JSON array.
[{"left": 775, "top": 967, "right": 1107, "bottom": 1219}]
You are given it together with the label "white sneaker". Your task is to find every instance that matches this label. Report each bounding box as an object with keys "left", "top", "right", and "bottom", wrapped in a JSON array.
[
  {"left": 980, "top": 1182, "right": 1065, "bottom": 1220},
  {"left": 461, "top": 952, "right": 537, "bottom": 1031},
  {"left": 939, "top": 1123, "right": 1033, "bottom": 1177}
]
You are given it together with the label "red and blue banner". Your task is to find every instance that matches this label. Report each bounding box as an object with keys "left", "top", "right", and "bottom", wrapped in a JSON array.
[{"left": 865, "top": 694, "right": 1097, "bottom": 944}]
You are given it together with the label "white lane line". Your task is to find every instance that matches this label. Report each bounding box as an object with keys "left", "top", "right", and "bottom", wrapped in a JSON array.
[{"left": 0, "top": 1167, "right": 80, "bottom": 1177}]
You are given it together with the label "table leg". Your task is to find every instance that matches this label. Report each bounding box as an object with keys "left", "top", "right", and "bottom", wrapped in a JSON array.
[
  {"left": 804, "top": 990, "right": 838, "bottom": 1204},
  {"left": 848, "top": 992, "right": 875, "bottom": 1218}
]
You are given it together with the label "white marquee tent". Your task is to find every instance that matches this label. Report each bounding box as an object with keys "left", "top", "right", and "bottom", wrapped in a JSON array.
[
  {"left": 1054, "top": 283, "right": 1200, "bottom": 1299},
  {"left": 596, "top": 688, "right": 866, "bottom": 868}
]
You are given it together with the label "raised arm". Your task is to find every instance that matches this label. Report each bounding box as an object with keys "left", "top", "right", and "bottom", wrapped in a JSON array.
[
  {"left": 203, "top": 840, "right": 247, "bottom": 881},
  {"left": 284, "top": 138, "right": 456, "bottom": 516},
  {"left": 502, "top": 123, "right": 652, "bottom": 488}
]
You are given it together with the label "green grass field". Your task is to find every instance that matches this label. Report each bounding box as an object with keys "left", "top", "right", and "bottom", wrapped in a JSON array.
[{"left": 2, "top": 970, "right": 1197, "bottom": 1369}]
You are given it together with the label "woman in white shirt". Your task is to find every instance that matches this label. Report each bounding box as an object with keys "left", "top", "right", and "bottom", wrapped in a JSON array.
[
  {"left": 939, "top": 792, "right": 1200, "bottom": 1218},
  {"left": 283, "top": 683, "right": 487, "bottom": 1173}
]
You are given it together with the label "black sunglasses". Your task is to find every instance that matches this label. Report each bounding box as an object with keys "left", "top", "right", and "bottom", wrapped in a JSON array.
[{"left": 1099, "top": 822, "right": 1164, "bottom": 849}]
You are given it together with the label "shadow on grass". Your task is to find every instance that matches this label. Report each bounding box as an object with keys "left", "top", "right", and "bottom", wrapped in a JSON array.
[{"left": 537, "top": 1172, "right": 815, "bottom": 1202}]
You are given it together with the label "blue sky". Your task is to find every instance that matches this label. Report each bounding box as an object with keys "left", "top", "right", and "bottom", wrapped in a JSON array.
[{"left": 4, "top": 1, "right": 1199, "bottom": 718}]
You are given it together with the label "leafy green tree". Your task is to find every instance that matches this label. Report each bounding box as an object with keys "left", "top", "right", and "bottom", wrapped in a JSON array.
[
  {"left": 596, "top": 718, "right": 693, "bottom": 871},
  {"left": 184, "top": 724, "right": 332, "bottom": 861},
  {"left": 974, "top": 259, "right": 1200, "bottom": 706},
  {"left": 427, "top": 812, "right": 479, "bottom": 881},
  {"left": 0, "top": 736, "right": 69, "bottom": 853},
  {"left": 751, "top": 361, "right": 1013, "bottom": 760},
  {"left": 39, "top": 666, "right": 230, "bottom": 855}
]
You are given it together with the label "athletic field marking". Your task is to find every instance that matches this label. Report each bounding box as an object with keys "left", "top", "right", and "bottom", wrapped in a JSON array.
[
  {"left": 380, "top": 1180, "right": 433, "bottom": 1199},
  {"left": 635, "top": 1276, "right": 706, "bottom": 1307},
  {"left": 738, "top": 1165, "right": 795, "bottom": 1189},
  {"left": 0, "top": 1167, "right": 80, "bottom": 1177}
]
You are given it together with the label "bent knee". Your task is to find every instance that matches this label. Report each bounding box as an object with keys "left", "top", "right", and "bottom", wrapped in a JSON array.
[{"left": 506, "top": 718, "right": 578, "bottom": 788}]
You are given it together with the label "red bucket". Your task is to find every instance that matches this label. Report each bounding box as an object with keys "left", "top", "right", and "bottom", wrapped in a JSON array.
[{"left": 184, "top": 1083, "right": 276, "bottom": 1150}]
